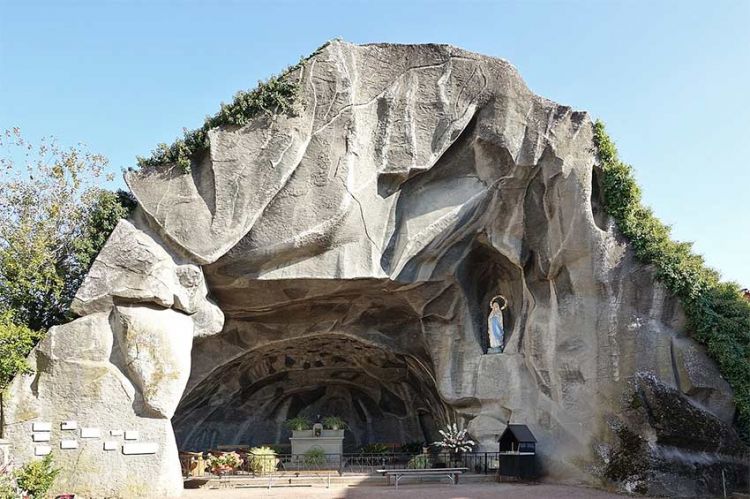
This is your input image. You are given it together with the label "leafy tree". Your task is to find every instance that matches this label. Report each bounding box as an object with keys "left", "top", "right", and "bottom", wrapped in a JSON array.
[
  {"left": 0, "top": 129, "right": 134, "bottom": 435},
  {"left": 0, "top": 128, "right": 134, "bottom": 331},
  {"left": 0, "top": 310, "right": 43, "bottom": 433},
  {"left": 0, "top": 311, "right": 42, "bottom": 393}
]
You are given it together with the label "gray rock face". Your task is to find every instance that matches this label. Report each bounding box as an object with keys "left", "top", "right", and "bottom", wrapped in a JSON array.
[{"left": 4, "top": 41, "right": 746, "bottom": 497}]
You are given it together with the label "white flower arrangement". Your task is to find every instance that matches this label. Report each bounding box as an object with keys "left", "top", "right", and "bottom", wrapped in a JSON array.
[{"left": 433, "top": 423, "right": 476, "bottom": 453}]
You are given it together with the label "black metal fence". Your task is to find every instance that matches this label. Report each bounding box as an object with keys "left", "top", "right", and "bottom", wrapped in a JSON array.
[{"left": 180, "top": 451, "right": 502, "bottom": 478}]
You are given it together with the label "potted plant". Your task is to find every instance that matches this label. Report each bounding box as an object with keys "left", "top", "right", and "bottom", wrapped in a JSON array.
[
  {"left": 432, "top": 423, "right": 475, "bottom": 465},
  {"left": 284, "top": 416, "right": 312, "bottom": 437},
  {"left": 407, "top": 453, "right": 430, "bottom": 469},
  {"left": 321, "top": 416, "right": 346, "bottom": 437},
  {"left": 246, "top": 446, "right": 278, "bottom": 476},
  {"left": 303, "top": 447, "right": 326, "bottom": 467},
  {"left": 206, "top": 451, "right": 243, "bottom": 476},
  {"left": 322, "top": 416, "right": 345, "bottom": 430}
]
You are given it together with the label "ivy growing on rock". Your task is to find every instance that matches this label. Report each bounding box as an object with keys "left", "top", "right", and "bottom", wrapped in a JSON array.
[
  {"left": 136, "top": 42, "right": 332, "bottom": 174},
  {"left": 593, "top": 120, "right": 750, "bottom": 441}
]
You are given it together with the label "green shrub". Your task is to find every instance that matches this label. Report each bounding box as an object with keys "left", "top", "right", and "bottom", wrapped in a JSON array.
[
  {"left": 283, "top": 416, "right": 311, "bottom": 431},
  {"left": 136, "top": 41, "right": 332, "bottom": 174},
  {"left": 407, "top": 454, "right": 431, "bottom": 469},
  {"left": 593, "top": 121, "right": 750, "bottom": 441},
  {"left": 0, "top": 469, "right": 17, "bottom": 499},
  {"left": 321, "top": 416, "right": 346, "bottom": 430},
  {"left": 246, "top": 446, "right": 278, "bottom": 475},
  {"left": 303, "top": 447, "right": 326, "bottom": 466},
  {"left": 14, "top": 454, "right": 59, "bottom": 498},
  {"left": 0, "top": 311, "right": 42, "bottom": 392},
  {"left": 358, "top": 443, "right": 389, "bottom": 454},
  {"left": 399, "top": 441, "right": 425, "bottom": 454}
]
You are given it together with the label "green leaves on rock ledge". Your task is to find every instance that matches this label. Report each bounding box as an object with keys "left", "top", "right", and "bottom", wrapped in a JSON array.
[
  {"left": 593, "top": 120, "right": 750, "bottom": 441},
  {"left": 135, "top": 41, "right": 334, "bottom": 174},
  {"left": 136, "top": 71, "right": 300, "bottom": 174}
]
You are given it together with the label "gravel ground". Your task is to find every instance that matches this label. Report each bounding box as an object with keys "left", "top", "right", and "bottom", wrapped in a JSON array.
[{"left": 184, "top": 482, "right": 638, "bottom": 498}]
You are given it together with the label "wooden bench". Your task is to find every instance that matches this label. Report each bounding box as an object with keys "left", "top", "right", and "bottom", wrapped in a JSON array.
[{"left": 376, "top": 468, "right": 468, "bottom": 489}]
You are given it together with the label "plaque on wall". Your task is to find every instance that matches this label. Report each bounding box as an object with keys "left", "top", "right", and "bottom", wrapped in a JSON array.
[
  {"left": 61, "top": 421, "right": 78, "bottom": 431},
  {"left": 32, "top": 432, "right": 51, "bottom": 442},
  {"left": 60, "top": 440, "right": 78, "bottom": 450},
  {"left": 32, "top": 422, "right": 51, "bottom": 432},
  {"left": 81, "top": 428, "right": 101, "bottom": 439},
  {"left": 124, "top": 431, "right": 139, "bottom": 441},
  {"left": 34, "top": 445, "right": 51, "bottom": 456},
  {"left": 122, "top": 442, "right": 158, "bottom": 455},
  {"left": 103, "top": 441, "right": 118, "bottom": 451}
]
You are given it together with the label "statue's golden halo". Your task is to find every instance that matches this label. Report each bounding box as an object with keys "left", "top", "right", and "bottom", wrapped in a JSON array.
[{"left": 490, "top": 294, "right": 508, "bottom": 309}]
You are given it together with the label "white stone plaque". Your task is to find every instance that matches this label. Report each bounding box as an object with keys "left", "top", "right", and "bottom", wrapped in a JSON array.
[
  {"left": 32, "top": 422, "right": 51, "bottom": 432},
  {"left": 103, "top": 441, "right": 117, "bottom": 451},
  {"left": 124, "top": 431, "right": 139, "bottom": 440},
  {"left": 110, "top": 429, "right": 123, "bottom": 436},
  {"left": 122, "top": 442, "right": 158, "bottom": 455},
  {"left": 61, "top": 421, "right": 77, "bottom": 430},
  {"left": 34, "top": 445, "right": 51, "bottom": 456},
  {"left": 60, "top": 440, "right": 78, "bottom": 450},
  {"left": 32, "top": 432, "right": 50, "bottom": 442},
  {"left": 80, "top": 427, "right": 101, "bottom": 439}
]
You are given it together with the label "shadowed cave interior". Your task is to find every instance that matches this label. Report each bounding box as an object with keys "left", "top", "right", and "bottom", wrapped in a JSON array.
[{"left": 172, "top": 239, "right": 521, "bottom": 453}]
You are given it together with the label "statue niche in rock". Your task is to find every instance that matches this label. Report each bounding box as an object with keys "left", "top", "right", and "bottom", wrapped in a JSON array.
[{"left": 487, "top": 295, "right": 508, "bottom": 354}]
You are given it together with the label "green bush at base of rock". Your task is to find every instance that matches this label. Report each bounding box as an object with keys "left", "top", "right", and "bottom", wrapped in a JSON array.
[
  {"left": 14, "top": 454, "right": 59, "bottom": 499},
  {"left": 594, "top": 120, "right": 750, "bottom": 441}
]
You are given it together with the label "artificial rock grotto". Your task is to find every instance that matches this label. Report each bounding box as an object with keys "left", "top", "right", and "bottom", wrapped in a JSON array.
[{"left": 3, "top": 40, "right": 747, "bottom": 497}]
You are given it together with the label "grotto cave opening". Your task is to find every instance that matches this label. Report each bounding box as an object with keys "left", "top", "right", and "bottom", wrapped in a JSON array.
[{"left": 172, "top": 278, "right": 452, "bottom": 453}]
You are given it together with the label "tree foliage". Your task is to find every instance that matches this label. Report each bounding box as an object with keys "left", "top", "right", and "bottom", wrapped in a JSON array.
[
  {"left": 0, "top": 311, "right": 41, "bottom": 393},
  {"left": 0, "top": 129, "right": 134, "bottom": 415},
  {"left": 0, "top": 128, "right": 134, "bottom": 331},
  {"left": 593, "top": 120, "right": 750, "bottom": 440}
]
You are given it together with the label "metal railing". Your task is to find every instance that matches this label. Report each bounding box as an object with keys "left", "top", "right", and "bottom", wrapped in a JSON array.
[{"left": 180, "top": 451, "right": 502, "bottom": 478}]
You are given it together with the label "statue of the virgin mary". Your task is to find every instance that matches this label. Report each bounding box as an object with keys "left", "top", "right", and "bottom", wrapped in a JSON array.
[{"left": 487, "top": 295, "right": 508, "bottom": 354}]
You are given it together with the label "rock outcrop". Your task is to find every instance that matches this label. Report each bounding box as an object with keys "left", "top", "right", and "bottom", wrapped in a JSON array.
[{"left": 3, "top": 41, "right": 746, "bottom": 497}]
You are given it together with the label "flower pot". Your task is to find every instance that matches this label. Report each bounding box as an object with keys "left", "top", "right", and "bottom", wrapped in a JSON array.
[{"left": 291, "top": 429, "right": 314, "bottom": 438}]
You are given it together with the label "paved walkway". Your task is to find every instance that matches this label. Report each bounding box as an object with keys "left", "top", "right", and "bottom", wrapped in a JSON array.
[{"left": 185, "top": 483, "right": 637, "bottom": 498}]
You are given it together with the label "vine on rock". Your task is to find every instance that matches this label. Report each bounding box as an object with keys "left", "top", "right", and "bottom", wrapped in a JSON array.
[
  {"left": 136, "top": 41, "right": 332, "bottom": 174},
  {"left": 594, "top": 120, "right": 750, "bottom": 442}
]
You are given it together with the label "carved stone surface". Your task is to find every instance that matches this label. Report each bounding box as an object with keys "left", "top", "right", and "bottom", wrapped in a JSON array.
[
  {"left": 3, "top": 41, "right": 746, "bottom": 497},
  {"left": 112, "top": 304, "right": 194, "bottom": 418}
]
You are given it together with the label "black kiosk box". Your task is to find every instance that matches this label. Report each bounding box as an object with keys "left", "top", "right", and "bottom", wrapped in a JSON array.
[{"left": 497, "top": 424, "right": 537, "bottom": 480}]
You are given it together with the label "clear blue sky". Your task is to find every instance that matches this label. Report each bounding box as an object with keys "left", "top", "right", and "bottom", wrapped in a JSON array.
[{"left": 2, "top": 0, "right": 748, "bottom": 286}]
